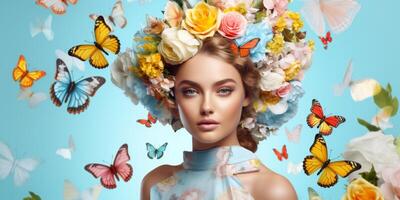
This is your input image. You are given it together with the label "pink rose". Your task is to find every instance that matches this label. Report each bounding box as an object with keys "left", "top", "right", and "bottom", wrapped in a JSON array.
[
  {"left": 381, "top": 166, "right": 400, "bottom": 200},
  {"left": 276, "top": 82, "right": 291, "bottom": 97},
  {"left": 218, "top": 11, "right": 247, "bottom": 39}
]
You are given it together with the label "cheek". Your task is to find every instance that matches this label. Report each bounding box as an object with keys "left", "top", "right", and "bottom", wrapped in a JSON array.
[{"left": 217, "top": 95, "right": 244, "bottom": 123}]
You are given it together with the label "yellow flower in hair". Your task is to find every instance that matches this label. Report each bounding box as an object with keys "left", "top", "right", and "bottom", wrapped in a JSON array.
[
  {"left": 223, "top": 3, "right": 247, "bottom": 15},
  {"left": 137, "top": 53, "right": 164, "bottom": 78},
  {"left": 284, "top": 61, "right": 301, "bottom": 81},
  {"left": 287, "top": 11, "right": 303, "bottom": 32},
  {"left": 182, "top": 1, "right": 222, "bottom": 39},
  {"left": 308, "top": 40, "right": 315, "bottom": 51},
  {"left": 267, "top": 34, "right": 284, "bottom": 55},
  {"left": 275, "top": 16, "right": 286, "bottom": 33}
]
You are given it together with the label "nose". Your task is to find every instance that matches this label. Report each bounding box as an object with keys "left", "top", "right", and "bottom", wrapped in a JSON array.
[{"left": 200, "top": 93, "right": 214, "bottom": 116}]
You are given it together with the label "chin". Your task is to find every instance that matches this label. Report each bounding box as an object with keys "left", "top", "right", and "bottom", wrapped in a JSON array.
[{"left": 192, "top": 130, "right": 226, "bottom": 144}]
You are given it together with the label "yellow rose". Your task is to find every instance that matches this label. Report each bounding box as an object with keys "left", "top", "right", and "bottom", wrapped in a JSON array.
[
  {"left": 342, "top": 178, "right": 384, "bottom": 200},
  {"left": 182, "top": 2, "right": 222, "bottom": 39}
]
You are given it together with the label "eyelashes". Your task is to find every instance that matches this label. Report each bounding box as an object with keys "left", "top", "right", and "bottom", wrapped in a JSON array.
[{"left": 180, "top": 87, "right": 235, "bottom": 97}]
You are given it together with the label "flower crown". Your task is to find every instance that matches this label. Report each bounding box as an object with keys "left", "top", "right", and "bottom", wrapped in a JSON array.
[{"left": 111, "top": 0, "right": 314, "bottom": 142}]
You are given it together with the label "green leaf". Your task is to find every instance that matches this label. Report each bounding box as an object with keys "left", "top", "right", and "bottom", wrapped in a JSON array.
[
  {"left": 23, "top": 192, "right": 41, "bottom": 200},
  {"left": 360, "top": 165, "right": 379, "bottom": 186},
  {"left": 391, "top": 97, "right": 398, "bottom": 116},
  {"left": 373, "top": 86, "right": 391, "bottom": 109},
  {"left": 357, "top": 118, "right": 381, "bottom": 131}
]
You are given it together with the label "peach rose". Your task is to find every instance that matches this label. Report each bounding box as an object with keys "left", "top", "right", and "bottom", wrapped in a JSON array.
[
  {"left": 342, "top": 178, "right": 384, "bottom": 200},
  {"left": 182, "top": 2, "right": 221, "bottom": 39},
  {"left": 218, "top": 11, "right": 247, "bottom": 39}
]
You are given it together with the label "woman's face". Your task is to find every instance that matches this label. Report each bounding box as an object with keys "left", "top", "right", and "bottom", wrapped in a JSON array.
[{"left": 174, "top": 53, "right": 250, "bottom": 148}]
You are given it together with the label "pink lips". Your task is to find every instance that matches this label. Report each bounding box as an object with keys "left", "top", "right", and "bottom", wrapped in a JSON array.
[{"left": 197, "top": 119, "right": 220, "bottom": 131}]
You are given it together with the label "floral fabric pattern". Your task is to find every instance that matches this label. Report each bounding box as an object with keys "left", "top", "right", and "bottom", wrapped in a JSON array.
[{"left": 150, "top": 146, "right": 260, "bottom": 200}]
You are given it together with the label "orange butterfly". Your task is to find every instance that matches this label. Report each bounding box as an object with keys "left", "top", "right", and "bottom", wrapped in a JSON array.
[
  {"left": 307, "top": 99, "right": 346, "bottom": 135},
  {"left": 13, "top": 55, "right": 46, "bottom": 88},
  {"left": 319, "top": 31, "right": 332, "bottom": 49},
  {"left": 230, "top": 38, "right": 260, "bottom": 57},
  {"left": 137, "top": 112, "right": 157, "bottom": 128},
  {"left": 273, "top": 145, "right": 288, "bottom": 161}
]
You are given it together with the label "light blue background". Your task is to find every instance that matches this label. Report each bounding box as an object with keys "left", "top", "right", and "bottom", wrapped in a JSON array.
[{"left": 0, "top": 0, "right": 399, "bottom": 199}]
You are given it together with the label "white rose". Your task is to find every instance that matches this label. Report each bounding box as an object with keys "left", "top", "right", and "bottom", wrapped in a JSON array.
[
  {"left": 259, "top": 68, "right": 285, "bottom": 91},
  {"left": 111, "top": 49, "right": 139, "bottom": 104},
  {"left": 343, "top": 131, "right": 400, "bottom": 180},
  {"left": 158, "top": 28, "right": 201, "bottom": 65}
]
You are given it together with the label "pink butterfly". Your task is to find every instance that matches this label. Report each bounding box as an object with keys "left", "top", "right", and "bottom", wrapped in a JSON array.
[
  {"left": 35, "top": 0, "right": 78, "bottom": 15},
  {"left": 84, "top": 144, "right": 133, "bottom": 189}
]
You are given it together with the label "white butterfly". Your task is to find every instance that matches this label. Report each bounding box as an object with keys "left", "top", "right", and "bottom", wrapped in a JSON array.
[
  {"left": 56, "top": 135, "right": 75, "bottom": 160},
  {"left": 287, "top": 161, "right": 302, "bottom": 175},
  {"left": 333, "top": 60, "right": 381, "bottom": 101},
  {"left": 301, "top": 0, "right": 361, "bottom": 36},
  {"left": 55, "top": 49, "right": 85, "bottom": 71},
  {"left": 30, "top": 15, "right": 54, "bottom": 41},
  {"left": 285, "top": 124, "right": 302, "bottom": 143},
  {"left": 0, "top": 141, "right": 39, "bottom": 186},
  {"left": 89, "top": 0, "right": 127, "bottom": 30},
  {"left": 64, "top": 180, "right": 102, "bottom": 200},
  {"left": 18, "top": 88, "right": 48, "bottom": 108}
]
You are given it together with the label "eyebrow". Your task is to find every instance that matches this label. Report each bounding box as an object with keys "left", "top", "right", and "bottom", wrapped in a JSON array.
[{"left": 177, "top": 78, "right": 237, "bottom": 88}]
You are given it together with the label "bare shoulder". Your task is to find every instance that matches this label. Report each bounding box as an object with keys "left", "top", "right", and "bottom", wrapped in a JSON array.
[
  {"left": 140, "top": 164, "right": 183, "bottom": 200},
  {"left": 237, "top": 164, "right": 298, "bottom": 200},
  {"left": 254, "top": 164, "right": 297, "bottom": 200}
]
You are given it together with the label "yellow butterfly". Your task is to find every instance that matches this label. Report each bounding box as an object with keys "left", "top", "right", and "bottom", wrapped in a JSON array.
[
  {"left": 13, "top": 55, "right": 46, "bottom": 88},
  {"left": 68, "top": 15, "right": 120, "bottom": 69},
  {"left": 303, "top": 134, "right": 361, "bottom": 188}
]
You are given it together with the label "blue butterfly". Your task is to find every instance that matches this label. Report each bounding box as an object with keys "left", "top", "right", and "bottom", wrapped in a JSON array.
[
  {"left": 146, "top": 142, "right": 168, "bottom": 159},
  {"left": 50, "top": 58, "right": 105, "bottom": 114}
]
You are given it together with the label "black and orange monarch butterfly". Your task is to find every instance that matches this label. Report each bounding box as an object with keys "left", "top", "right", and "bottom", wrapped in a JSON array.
[
  {"left": 303, "top": 134, "right": 361, "bottom": 188},
  {"left": 307, "top": 99, "right": 346, "bottom": 135},
  {"left": 230, "top": 38, "right": 260, "bottom": 57}
]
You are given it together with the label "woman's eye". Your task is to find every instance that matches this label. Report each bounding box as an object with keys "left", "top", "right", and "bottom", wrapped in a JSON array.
[
  {"left": 218, "top": 87, "right": 233, "bottom": 96},
  {"left": 182, "top": 88, "right": 197, "bottom": 96}
]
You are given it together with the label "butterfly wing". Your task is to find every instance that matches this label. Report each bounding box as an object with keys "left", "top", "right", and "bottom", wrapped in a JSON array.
[
  {"left": 319, "top": 115, "right": 346, "bottom": 135},
  {"left": 68, "top": 45, "right": 98, "bottom": 62},
  {"left": 240, "top": 38, "right": 260, "bottom": 57},
  {"left": 85, "top": 164, "right": 117, "bottom": 189},
  {"left": 55, "top": 49, "right": 85, "bottom": 71},
  {"left": 146, "top": 143, "right": 157, "bottom": 159},
  {"left": 147, "top": 112, "right": 157, "bottom": 124},
  {"left": 36, "top": 0, "right": 67, "bottom": 15},
  {"left": 316, "top": 165, "right": 338, "bottom": 188},
  {"left": 13, "top": 158, "right": 39, "bottom": 186},
  {"left": 303, "top": 134, "right": 327, "bottom": 175},
  {"left": 307, "top": 187, "right": 322, "bottom": 200},
  {"left": 95, "top": 16, "right": 120, "bottom": 54},
  {"left": 282, "top": 144, "right": 288, "bottom": 160},
  {"left": 320, "top": 0, "right": 361, "bottom": 33},
  {"left": 307, "top": 99, "right": 324, "bottom": 128},
  {"left": 273, "top": 148, "right": 283, "bottom": 161},
  {"left": 301, "top": 0, "right": 326, "bottom": 36},
  {"left": 113, "top": 144, "right": 132, "bottom": 182},
  {"left": 50, "top": 59, "right": 73, "bottom": 107},
  {"left": 327, "top": 160, "right": 361, "bottom": 178},
  {"left": 64, "top": 180, "right": 80, "bottom": 200},
  {"left": 20, "top": 70, "right": 46, "bottom": 88},
  {"left": 286, "top": 124, "right": 302, "bottom": 143},
  {"left": 0, "top": 142, "right": 14, "bottom": 179},
  {"left": 230, "top": 42, "right": 239, "bottom": 56},
  {"left": 155, "top": 142, "right": 168, "bottom": 159},
  {"left": 110, "top": 0, "right": 127, "bottom": 28},
  {"left": 66, "top": 76, "right": 105, "bottom": 114},
  {"left": 137, "top": 119, "right": 151, "bottom": 127},
  {"left": 13, "top": 55, "right": 28, "bottom": 81},
  {"left": 42, "top": 15, "right": 54, "bottom": 41},
  {"left": 89, "top": 50, "right": 109, "bottom": 69},
  {"left": 334, "top": 59, "right": 353, "bottom": 96}
]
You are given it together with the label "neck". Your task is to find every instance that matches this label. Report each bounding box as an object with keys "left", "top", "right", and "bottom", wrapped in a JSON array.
[{"left": 191, "top": 130, "right": 240, "bottom": 151}]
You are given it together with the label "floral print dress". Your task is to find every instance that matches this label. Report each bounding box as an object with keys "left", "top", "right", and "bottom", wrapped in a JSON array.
[{"left": 150, "top": 145, "right": 261, "bottom": 200}]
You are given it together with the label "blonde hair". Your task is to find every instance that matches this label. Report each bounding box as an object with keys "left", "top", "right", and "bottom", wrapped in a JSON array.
[{"left": 167, "top": 33, "right": 261, "bottom": 152}]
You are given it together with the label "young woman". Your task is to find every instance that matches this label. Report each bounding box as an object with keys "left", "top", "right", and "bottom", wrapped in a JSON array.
[{"left": 140, "top": 35, "right": 298, "bottom": 200}]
